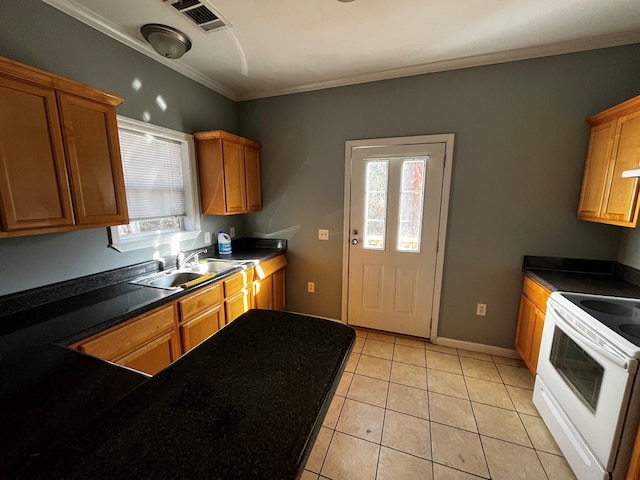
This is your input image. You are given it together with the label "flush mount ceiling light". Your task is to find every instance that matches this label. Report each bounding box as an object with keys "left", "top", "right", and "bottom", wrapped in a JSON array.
[{"left": 141, "top": 24, "right": 192, "bottom": 59}]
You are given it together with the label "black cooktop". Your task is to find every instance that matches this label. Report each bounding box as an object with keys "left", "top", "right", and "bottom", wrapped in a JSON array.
[{"left": 561, "top": 292, "right": 640, "bottom": 348}]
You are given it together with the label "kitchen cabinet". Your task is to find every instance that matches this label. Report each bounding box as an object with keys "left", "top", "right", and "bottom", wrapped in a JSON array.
[
  {"left": 178, "top": 282, "right": 225, "bottom": 353},
  {"left": 194, "top": 130, "right": 262, "bottom": 215},
  {"left": 577, "top": 95, "right": 640, "bottom": 227},
  {"left": 627, "top": 424, "right": 640, "bottom": 480},
  {"left": 514, "top": 276, "right": 550, "bottom": 375},
  {"left": 254, "top": 254, "right": 288, "bottom": 311},
  {"left": 0, "top": 56, "right": 128, "bottom": 237},
  {"left": 224, "top": 268, "right": 255, "bottom": 323},
  {"left": 74, "top": 304, "right": 180, "bottom": 376}
]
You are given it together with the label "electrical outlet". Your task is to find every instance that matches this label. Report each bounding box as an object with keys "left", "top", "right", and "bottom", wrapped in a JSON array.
[
  {"left": 230, "top": 227, "right": 236, "bottom": 238},
  {"left": 476, "top": 303, "right": 487, "bottom": 316},
  {"left": 204, "top": 232, "right": 212, "bottom": 245},
  {"left": 307, "top": 282, "right": 315, "bottom": 293},
  {"left": 318, "top": 229, "right": 329, "bottom": 240}
]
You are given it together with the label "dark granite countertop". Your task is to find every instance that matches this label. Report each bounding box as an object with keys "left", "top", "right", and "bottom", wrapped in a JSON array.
[
  {"left": 0, "top": 239, "right": 286, "bottom": 355},
  {"left": 9, "top": 310, "right": 355, "bottom": 479},
  {"left": 523, "top": 256, "right": 640, "bottom": 298},
  {"left": 0, "top": 344, "right": 148, "bottom": 475}
]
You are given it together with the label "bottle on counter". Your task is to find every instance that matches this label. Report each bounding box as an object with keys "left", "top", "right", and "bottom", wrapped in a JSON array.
[{"left": 218, "top": 231, "right": 232, "bottom": 255}]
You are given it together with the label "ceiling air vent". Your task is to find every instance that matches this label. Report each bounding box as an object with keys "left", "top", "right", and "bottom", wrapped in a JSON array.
[{"left": 168, "top": 0, "right": 229, "bottom": 33}]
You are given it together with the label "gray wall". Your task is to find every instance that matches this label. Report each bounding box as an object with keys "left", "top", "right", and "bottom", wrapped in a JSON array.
[
  {"left": 238, "top": 45, "right": 640, "bottom": 348},
  {"left": 619, "top": 229, "right": 640, "bottom": 268},
  {"left": 2, "top": 0, "right": 640, "bottom": 349},
  {"left": 0, "top": 0, "right": 241, "bottom": 295}
]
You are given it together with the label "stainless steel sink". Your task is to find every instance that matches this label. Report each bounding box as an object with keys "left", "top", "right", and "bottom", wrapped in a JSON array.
[
  {"left": 130, "top": 270, "right": 205, "bottom": 290},
  {"left": 188, "top": 258, "right": 240, "bottom": 275},
  {"left": 130, "top": 259, "right": 241, "bottom": 290}
]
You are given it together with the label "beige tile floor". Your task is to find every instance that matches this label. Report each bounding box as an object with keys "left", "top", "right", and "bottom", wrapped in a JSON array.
[{"left": 302, "top": 328, "right": 578, "bottom": 480}]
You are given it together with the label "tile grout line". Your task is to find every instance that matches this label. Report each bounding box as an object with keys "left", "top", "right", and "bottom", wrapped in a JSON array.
[{"left": 341, "top": 329, "right": 563, "bottom": 479}]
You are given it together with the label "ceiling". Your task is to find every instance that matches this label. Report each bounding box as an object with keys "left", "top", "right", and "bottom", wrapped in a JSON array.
[{"left": 44, "top": 0, "right": 640, "bottom": 101}]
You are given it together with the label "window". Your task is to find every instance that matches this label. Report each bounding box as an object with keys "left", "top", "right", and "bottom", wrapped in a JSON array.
[
  {"left": 397, "top": 157, "right": 427, "bottom": 252},
  {"left": 109, "top": 116, "right": 201, "bottom": 252},
  {"left": 363, "top": 160, "right": 389, "bottom": 250}
]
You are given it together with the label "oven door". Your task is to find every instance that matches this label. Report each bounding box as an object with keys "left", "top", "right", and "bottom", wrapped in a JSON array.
[{"left": 535, "top": 299, "right": 637, "bottom": 470}]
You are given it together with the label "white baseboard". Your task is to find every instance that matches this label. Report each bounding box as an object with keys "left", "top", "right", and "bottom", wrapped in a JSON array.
[
  {"left": 285, "top": 310, "right": 344, "bottom": 324},
  {"left": 284, "top": 312, "right": 519, "bottom": 360},
  {"left": 435, "top": 336, "right": 520, "bottom": 359}
]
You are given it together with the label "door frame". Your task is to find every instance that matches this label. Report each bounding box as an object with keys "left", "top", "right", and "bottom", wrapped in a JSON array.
[{"left": 341, "top": 134, "right": 455, "bottom": 341}]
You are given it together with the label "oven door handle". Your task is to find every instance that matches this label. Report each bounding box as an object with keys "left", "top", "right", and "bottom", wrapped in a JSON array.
[{"left": 551, "top": 306, "right": 630, "bottom": 370}]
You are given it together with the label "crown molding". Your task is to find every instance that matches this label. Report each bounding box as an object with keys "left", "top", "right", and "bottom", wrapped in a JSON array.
[
  {"left": 42, "top": 0, "right": 238, "bottom": 101},
  {"left": 41, "top": 0, "right": 640, "bottom": 102},
  {"left": 236, "top": 30, "right": 640, "bottom": 101}
]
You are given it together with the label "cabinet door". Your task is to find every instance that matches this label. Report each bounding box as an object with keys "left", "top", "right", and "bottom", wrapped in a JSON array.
[
  {"left": 221, "top": 139, "right": 247, "bottom": 214},
  {"left": 272, "top": 269, "right": 286, "bottom": 311},
  {"left": 600, "top": 111, "right": 640, "bottom": 226},
  {"left": 254, "top": 274, "right": 273, "bottom": 310},
  {"left": 244, "top": 145, "right": 262, "bottom": 211},
  {"left": 0, "top": 76, "right": 75, "bottom": 231},
  {"left": 77, "top": 304, "right": 178, "bottom": 365},
  {"left": 180, "top": 303, "right": 225, "bottom": 353},
  {"left": 225, "top": 289, "right": 253, "bottom": 323},
  {"left": 57, "top": 92, "right": 128, "bottom": 226},
  {"left": 577, "top": 121, "right": 615, "bottom": 221},
  {"left": 117, "top": 330, "right": 179, "bottom": 376},
  {"left": 515, "top": 294, "right": 536, "bottom": 370},
  {"left": 529, "top": 307, "right": 546, "bottom": 373}
]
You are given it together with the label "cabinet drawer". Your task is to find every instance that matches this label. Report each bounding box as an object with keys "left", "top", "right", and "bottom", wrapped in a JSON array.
[
  {"left": 224, "top": 269, "right": 254, "bottom": 297},
  {"left": 522, "top": 276, "right": 551, "bottom": 312},
  {"left": 254, "top": 254, "right": 287, "bottom": 279},
  {"left": 178, "top": 283, "right": 223, "bottom": 321},
  {"left": 78, "top": 304, "right": 176, "bottom": 361}
]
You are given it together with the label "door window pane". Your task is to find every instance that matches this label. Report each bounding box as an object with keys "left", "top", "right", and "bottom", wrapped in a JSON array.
[
  {"left": 364, "top": 160, "right": 388, "bottom": 250},
  {"left": 550, "top": 326, "right": 604, "bottom": 412},
  {"left": 397, "top": 158, "right": 427, "bottom": 252}
]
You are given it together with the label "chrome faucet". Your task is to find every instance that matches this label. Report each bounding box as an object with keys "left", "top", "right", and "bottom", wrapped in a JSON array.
[{"left": 176, "top": 248, "right": 207, "bottom": 269}]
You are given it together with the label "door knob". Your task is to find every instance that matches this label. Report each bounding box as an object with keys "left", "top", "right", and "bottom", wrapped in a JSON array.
[{"left": 352, "top": 238, "right": 359, "bottom": 245}]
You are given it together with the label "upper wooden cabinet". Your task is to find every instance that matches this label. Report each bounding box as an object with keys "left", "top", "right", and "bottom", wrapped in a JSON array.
[
  {"left": 577, "top": 95, "right": 640, "bottom": 227},
  {"left": 0, "top": 56, "right": 128, "bottom": 237},
  {"left": 194, "top": 130, "right": 262, "bottom": 215}
]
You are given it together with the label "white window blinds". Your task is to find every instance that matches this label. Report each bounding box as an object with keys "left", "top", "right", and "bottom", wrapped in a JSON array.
[{"left": 118, "top": 129, "right": 186, "bottom": 220}]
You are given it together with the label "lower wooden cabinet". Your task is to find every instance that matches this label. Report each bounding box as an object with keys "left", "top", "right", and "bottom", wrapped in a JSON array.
[
  {"left": 224, "top": 269, "right": 255, "bottom": 323},
  {"left": 254, "top": 255, "right": 288, "bottom": 311},
  {"left": 180, "top": 303, "right": 225, "bottom": 354},
  {"left": 74, "top": 304, "right": 180, "bottom": 376},
  {"left": 178, "top": 282, "right": 225, "bottom": 354},
  {"left": 627, "top": 423, "right": 640, "bottom": 480},
  {"left": 74, "top": 255, "right": 287, "bottom": 374},
  {"left": 272, "top": 269, "right": 286, "bottom": 311},
  {"left": 514, "top": 276, "right": 550, "bottom": 376}
]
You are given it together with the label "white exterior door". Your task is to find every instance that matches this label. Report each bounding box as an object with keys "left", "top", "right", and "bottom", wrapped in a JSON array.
[{"left": 344, "top": 137, "right": 451, "bottom": 338}]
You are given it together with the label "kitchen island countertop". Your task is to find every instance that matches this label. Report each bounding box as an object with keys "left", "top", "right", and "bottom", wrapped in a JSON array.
[{"left": 8, "top": 309, "right": 355, "bottom": 479}]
